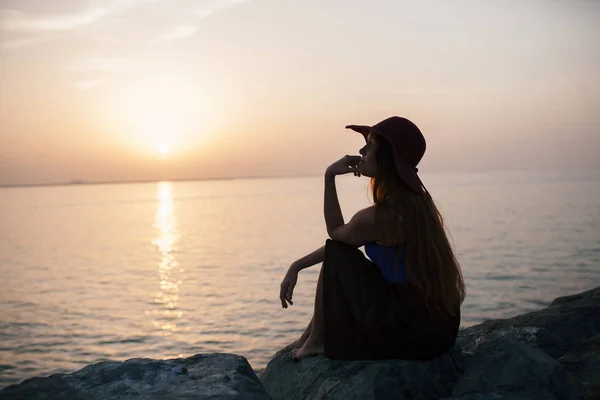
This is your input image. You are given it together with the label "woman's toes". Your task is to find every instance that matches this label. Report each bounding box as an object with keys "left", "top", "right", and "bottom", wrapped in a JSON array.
[
  {"left": 291, "top": 341, "right": 324, "bottom": 361},
  {"left": 291, "top": 349, "right": 300, "bottom": 360}
]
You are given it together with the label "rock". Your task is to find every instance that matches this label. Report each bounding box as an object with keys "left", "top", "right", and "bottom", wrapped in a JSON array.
[
  {"left": 452, "top": 338, "right": 572, "bottom": 399},
  {"left": 560, "top": 333, "right": 600, "bottom": 400},
  {"left": 455, "top": 286, "right": 600, "bottom": 360},
  {"left": 260, "top": 350, "right": 459, "bottom": 400},
  {"left": 442, "top": 393, "right": 559, "bottom": 400},
  {"left": 0, "top": 353, "right": 269, "bottom": 400},
  {"left": 551, "top": 289, "right": 600, "bottom": 307},
  {"left": 260, "top": 286, "right": 600, "bottom": 400}
]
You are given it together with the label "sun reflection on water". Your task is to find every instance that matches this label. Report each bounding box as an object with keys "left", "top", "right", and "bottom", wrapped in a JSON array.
[{"left": 150, "top": 181, "right": 185, "bottom": 336}]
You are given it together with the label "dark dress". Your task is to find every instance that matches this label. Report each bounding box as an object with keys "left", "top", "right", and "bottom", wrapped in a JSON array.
[{"left": 322, "top": 239, "right": 460, "bottom": 360}]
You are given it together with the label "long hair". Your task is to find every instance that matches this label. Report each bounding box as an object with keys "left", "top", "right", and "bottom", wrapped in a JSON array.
[{"left": 370, "top": 133, "right": 466, "bottom": 318}]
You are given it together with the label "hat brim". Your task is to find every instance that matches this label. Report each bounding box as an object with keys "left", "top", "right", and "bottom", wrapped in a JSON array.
[
  {"left": 345, "top": 124, "right": 425, "bottom": 195},
  {"left": 345, "top": 125, "right": 372, "bottom": 142},
  {"left": 394, "top": 154, "right": 425, "bottom": 196}
]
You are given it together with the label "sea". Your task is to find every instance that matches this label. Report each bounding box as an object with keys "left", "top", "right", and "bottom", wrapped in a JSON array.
[{"left": 1, "top": 169, "right": 599, "bottom": 388}]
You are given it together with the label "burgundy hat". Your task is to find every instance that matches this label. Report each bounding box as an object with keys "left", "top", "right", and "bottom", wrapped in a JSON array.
[{"left": 346, "top": 116, "right": 427, "bottom": 196}]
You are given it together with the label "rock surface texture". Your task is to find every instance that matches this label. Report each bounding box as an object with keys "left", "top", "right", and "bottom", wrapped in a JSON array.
[
  {"left": 0, "top": 353, "right": 269, "bottom": 400},
  {"left": 260, "top": 286, "right": 600, "bottom": 400}
]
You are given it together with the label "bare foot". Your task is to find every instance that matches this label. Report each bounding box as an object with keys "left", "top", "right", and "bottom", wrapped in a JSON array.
[
  {"left": 291, "top": 337, "right": 324, "bottom": 360},
  {"left": 276, "top": 337, "right": 307, "bottom": 354}
]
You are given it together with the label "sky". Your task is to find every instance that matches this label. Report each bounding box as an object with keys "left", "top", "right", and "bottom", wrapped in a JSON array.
[{"left": 0, "top": 0, "right": 599, "bottom": 185}]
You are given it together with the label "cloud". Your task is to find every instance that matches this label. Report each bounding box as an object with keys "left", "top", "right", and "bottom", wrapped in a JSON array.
[
  {"left": 65, "top": 57, "right": 130, "bottom": 89},
  {"left": 65, "top": 57, "right": 130, "bottom": 73},
  {"left": 0, "top": 35, "right": 52, "bottom": 50},
  {"left": 156, "top": 1, "right": 252, "bottom": 44},
  {"left": 0, "top": 8, "right": 109, "bottom": 33},
  {"left": 0, "top": 0, "right": 161, "bottom": 50},
  {"left": 196, "top": 9, "right": 214, "bottom": 18},
  {"left": 157, "top": 25, "right": 198, "bottom": 42},
  {"left": 196, "top": 0, "right": 249, "bottom": 17},
  {"left": 75, "top": 80, "right": 100, "bottom": 90},
  {"left": 1, "top": 0, "right": 251, "bottom": 50}
]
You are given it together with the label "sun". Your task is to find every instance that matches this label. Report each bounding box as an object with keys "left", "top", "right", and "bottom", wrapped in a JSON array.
[
  {"left": 120, "top": 74, "right": 222, "bottom": 158},
  {"left": 157, "top": 144, "right": 170, "bottom": 154},
  {"left": 122, "top": 76, "right": 204, "bottom": 157}
]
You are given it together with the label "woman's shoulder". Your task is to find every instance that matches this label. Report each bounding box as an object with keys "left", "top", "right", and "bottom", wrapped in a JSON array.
[
  {"left": 349, "top": 206, "right": 378, "bottom": 231},
  {"left": 354, "top": 205, "right": 377, "bottom": 217}
]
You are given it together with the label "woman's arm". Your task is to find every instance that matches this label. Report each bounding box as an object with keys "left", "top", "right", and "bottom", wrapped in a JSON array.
[
  {"left": 280, "top": 245, "right": 326, "bottom": 308},
  {"left": 323, "top": 155, "right": 360, "bottom": 235},
  {"left": 324, "top": 171, "right": 344, "bottom": 237},
  {"left": 290, "top": 245, "right": 325, "bottom": 273},
  {"left": 324, "top": 157, "right": 379, "bottom": 246}
]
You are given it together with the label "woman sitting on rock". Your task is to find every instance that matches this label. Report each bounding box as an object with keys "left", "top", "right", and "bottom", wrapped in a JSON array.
[{"left": 279, "top": 116, "right": 466, "bottom": 361}]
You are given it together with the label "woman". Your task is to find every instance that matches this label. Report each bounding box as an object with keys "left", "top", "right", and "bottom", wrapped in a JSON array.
[{"left": 279, "top": 116, "right": 466, "bottom": 361}]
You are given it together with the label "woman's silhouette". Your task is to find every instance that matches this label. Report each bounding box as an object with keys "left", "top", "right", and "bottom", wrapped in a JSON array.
[{"left": 279, "top": 116, "right": 466, "bottom": 361}]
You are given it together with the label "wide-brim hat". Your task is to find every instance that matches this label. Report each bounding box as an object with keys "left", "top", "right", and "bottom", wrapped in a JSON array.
[{"left": 346, "top": 116, "right": 427, "bottom": 196}]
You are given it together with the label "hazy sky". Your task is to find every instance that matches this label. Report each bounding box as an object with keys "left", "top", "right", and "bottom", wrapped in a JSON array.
[{"left": 0, "top": 0, "right": 599, "bottom": 185}]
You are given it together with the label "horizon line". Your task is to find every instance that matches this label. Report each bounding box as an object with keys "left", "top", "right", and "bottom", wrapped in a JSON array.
[
  {"left": 1, "top": 166, "right": 598, "bottom": 189},
  {"left": 0, "top": 173, "right": 317, "bottom": 189}
]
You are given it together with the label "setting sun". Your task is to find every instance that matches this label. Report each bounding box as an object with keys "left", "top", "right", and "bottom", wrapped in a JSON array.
[
  {"left": 121, "top": 76, "right": 208, "bottom": 157},
  {"left": 157, "top": 144, "right": 170, "bottom": 155}
]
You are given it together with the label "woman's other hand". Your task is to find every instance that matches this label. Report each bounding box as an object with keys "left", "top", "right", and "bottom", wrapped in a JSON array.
[
  {"left": 280, "top": 267, "right": 298, "bottom": 309},
  {"left": 326, "top": 155, "right": 361, "bottom": 177}
]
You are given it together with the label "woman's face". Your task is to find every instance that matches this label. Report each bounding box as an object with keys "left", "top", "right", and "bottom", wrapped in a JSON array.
[{"left": 358, "top": 134, "right": 378, "bottom": 177}]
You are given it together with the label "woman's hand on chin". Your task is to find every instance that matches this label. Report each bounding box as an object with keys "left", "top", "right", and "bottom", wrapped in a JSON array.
[{"left": 326, "top": 155, "right": 361, "bottom": 177}]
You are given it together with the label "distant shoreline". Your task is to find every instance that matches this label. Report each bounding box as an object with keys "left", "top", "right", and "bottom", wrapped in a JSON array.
[{"left": 0, "top": 175, "right": 315, "bottom": 189}]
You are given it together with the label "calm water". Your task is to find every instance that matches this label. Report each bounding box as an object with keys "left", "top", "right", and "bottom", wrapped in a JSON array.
[{"left": 1, "top": 170, "right": 599, "bottom": 387}]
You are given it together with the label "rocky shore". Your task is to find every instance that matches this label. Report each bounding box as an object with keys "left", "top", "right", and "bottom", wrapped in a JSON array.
[{"left": 2, "top": 286, "right": 598, "bottom": 400}]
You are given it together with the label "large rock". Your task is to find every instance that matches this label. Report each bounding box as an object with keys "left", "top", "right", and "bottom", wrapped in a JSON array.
[
  {"left": 0, "top": 353, "right": 269, "bottom": 400},
  {"left": 560, "top": 333, "right": 600, "bottom": 400},
  {"left": 456, "top": 286, "right": 600, "bottom": 360},
  {"left": 260, "top": 286, "right": 600, "bottom": 400},
  {"left": 452, "top": 338, "right": 573, "bottom": 400},
  {"left": 260, "top": 351, "right": 459, "bottom": 400}
]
